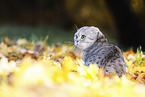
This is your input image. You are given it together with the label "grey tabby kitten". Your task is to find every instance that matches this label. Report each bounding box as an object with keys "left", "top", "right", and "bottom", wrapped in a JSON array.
[{"left": 74, "top": 26, "right": 126, "bottom": 77}]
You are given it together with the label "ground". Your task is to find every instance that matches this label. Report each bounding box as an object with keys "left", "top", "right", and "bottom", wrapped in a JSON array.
[{"left": 0, "top": 37, "right": 145, "bottom": 97}]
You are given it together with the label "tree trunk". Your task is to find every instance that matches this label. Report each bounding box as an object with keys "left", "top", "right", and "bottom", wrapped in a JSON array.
[{"left": 105, "top": 0, "right": 145, "bottom": 51}]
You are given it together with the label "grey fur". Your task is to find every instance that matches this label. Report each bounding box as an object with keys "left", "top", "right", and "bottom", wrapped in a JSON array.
[{"left": 74, "top": 26, "right": 126, "bottom": 77}]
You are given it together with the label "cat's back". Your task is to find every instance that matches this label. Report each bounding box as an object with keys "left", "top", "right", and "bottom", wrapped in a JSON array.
[{"left": 83, "top": 43, "right": 125, "bottom": 67}]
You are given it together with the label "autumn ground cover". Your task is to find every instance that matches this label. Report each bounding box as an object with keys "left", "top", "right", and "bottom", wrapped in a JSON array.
[{"left": 0, "top": 36, "right": 145, "bottom": 97}]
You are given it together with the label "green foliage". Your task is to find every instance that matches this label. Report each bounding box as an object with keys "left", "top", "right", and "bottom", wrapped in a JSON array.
[{"left": 0, "top": 25, "right": 74, "bottom": 44}]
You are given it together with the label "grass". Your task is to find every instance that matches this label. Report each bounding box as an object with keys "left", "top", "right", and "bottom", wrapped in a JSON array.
[
  {"left": 0, "top": 24, "right": 74, "bottom": 45},
  {"left": 0, "top": 24, "right": 121, "bottom": 50}
]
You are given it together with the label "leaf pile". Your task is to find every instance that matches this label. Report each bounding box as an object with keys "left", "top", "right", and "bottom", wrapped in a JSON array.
[{"left": 0, "top": 38, "right": 145, "bottom": 97}]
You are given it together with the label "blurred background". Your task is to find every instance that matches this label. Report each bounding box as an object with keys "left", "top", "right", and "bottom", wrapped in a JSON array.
[{"left": 0, "top": 0, "right": 145, "bottom": 51}]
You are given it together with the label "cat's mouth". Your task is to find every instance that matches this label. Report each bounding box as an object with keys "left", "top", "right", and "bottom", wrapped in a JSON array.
[
  {"left": 74, "top": 42, "right": 78, "bottom": 46},
  {"left": 74, "top": 41, "right": 85, "bottom": 50},
  {"left": 76, "top": 45, "right": 85, "bottom": 50}
]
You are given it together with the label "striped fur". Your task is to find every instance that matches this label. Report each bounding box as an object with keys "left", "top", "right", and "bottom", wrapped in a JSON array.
[{"left": 74, "top": 26, "right": 126, "bottom": 77}]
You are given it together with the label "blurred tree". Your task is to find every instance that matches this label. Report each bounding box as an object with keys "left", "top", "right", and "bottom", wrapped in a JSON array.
[
  {"left": 105, "top": 0, "right": 145, "bottom": 50},
  {"left": 0, "top": 0, "right": 145, "bottom": 48},
  {"left": 0, "top": 0, "right": 73, "bottom": 27},
  {"left": 65, "top": 0, "right": 116, "bottom": 29}
]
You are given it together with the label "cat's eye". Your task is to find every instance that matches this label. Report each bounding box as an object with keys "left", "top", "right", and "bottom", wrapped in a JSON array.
[
  {"left": 75, "top": 35, "right": 78, "bottom": 39},
  {"left": 81, "top": 35, "right": 86, "bottom": 39}
]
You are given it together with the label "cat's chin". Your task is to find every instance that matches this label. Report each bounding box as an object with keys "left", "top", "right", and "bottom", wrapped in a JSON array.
[
  {"left": 77, "top": 46, "right": 89, "bottom": 51},
  {"left": 76, "top": 45, "right": 85, "bottom": 51}
]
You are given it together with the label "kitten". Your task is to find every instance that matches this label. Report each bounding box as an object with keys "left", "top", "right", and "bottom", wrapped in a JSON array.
[{"left": 74, "top": 26, "right": 126, "bottom": 77}]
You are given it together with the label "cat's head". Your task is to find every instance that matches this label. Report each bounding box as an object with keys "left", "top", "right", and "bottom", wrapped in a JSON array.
[{"left": 74, "top": 26, "right": 107, "bottom": 51}]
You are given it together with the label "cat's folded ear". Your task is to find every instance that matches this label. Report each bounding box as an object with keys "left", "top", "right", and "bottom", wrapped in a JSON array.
[
  {"left": 88, "top": 26, "right": 107, "bottom": 42},
  {"left": 79, "top": 26, "right": 100, "bottom": 34},
  {"left": 89, "top": 26, "right": 100, "bottom": 34},
  {"left": 90, "top": 26, "right": 100, "bottom": 30}
]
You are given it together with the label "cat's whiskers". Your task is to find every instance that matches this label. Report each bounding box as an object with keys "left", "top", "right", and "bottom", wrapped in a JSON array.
[
  {"left": 66, "top": 46, "right": 76, "bottom": 54},
  {"left": 74, "top": 24, "right": 78, "bottom": 30}
]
